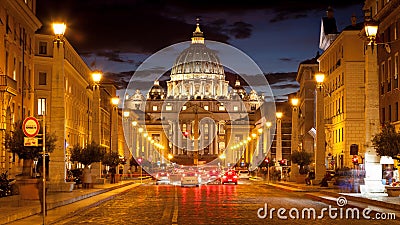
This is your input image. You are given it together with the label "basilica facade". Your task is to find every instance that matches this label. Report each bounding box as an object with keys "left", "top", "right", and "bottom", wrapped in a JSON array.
[{"left": 125, "top": 24, "right": 266, "bottom": 167}]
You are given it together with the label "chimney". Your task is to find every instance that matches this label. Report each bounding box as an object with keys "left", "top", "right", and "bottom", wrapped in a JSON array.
[{"left": 351, "top": 14, "right": 357, "bottom": 26}]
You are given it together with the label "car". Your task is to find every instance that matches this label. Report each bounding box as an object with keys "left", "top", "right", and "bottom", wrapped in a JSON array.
[
  {"left": 222, "top": 170, "right": 238, "bottom": 185},
  {"left": 237, "top": 170, "right": 250, "bottom": 179},
  {"left": 206, "top": 169, "right": 222, "bottom": 184},
  {"left": 181, "top": 172, "right": 200, "bottom": 187},
  {"left": 155, "top": 172, "right": 170, "bottom": 185}
]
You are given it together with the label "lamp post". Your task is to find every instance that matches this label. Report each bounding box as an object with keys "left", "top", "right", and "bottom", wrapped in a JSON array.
[
  {"left": 275, "top": 112, "right": 283, "bottom": 165},
  {"left": 363, "top": 16, "right": 382, "bottom": 192},
  {"left": 91, "top": 71, "right": 102, "bottom": 144},
  {"left": 111, "top": 97, "right": 119, "bottom": 154},
  {"left": 315, "top": 71, "right": 326, "bottom": 183},
  {"left": 265, "top": 121, "right": 272, "bottom": 155},
  {"left": 290, "top": 97, "right": 299, "bottom": 181},
  {"left": 219, "top": 153, "right": 226, "bottom": 169}
]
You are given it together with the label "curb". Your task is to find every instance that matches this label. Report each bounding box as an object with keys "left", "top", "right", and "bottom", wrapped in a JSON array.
[
  {"left": 49, "top": 183, "right": 141, "bottom": 225},
  {"left": 264, "top": 183, "right": 306, "bottom": 192},
  {"left": 319, "top": 190, "right": 400, "bottom": 212}
]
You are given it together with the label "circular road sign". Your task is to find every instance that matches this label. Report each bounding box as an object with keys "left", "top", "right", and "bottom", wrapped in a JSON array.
[{"left": 22, "top": 117, "right": 40, "bottom": 138}]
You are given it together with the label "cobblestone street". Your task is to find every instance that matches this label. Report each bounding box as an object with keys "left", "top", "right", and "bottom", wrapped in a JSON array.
[{"left": 55, "top": 181, "right": 400, "bottom": 225}]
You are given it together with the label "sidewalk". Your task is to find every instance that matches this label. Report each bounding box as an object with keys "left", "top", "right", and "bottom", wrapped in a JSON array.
[
  {"left": 0, "top": 179, "right": 145, "bottom": 225},
  {"left": 265, "top": 180, "right": 400, "bottom": 216}
]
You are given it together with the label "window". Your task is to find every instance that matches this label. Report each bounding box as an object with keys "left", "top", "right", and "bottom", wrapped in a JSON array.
[
  {"left": 182, "top": 105, "right": 187, "bottom": 111},
  {"left": 388, "top": 58, "right": 392, "bottom": 91},
  {"left": 38, "top": 98, "right": 46, "bottom": 115},
  {"left": 219, "top": 105, "right": 225, "bottom": 111},
  {"left": 152, "top": 105, "right": 158, "bottom": 111},
  {"left": 233, "top": 106, "right": 239, "bottom": 112},
  {"left": 341, "top": 128, "right": 344, "bottom": 142},
  {"left": 38, "top": 72, "right": 46, "bottom": 85},
  {"left": 389, "top": 105, "right": 392, "bottom": 121},
  {"left": 166, "top": 105, "right": 172, "bottom": 111},
  {"left": 395, "top": 54, "right": 399, "bottom": 89},
  {"left": 382, "top": 107, "right": 386, "bottom": 123},
  {"left": 204, "top": 105, "right": 209, "bottom": 111},
  {"left": 39, "top": 42, "right": 47, "bottom": 55}
]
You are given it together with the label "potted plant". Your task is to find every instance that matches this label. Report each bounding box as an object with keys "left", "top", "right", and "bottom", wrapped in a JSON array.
[
  {"left": 5, "top": 120, "right": 56, "bottom": 199},
  {"left": 372, "top": 123, "right": 400, "bottom": 186},
  {"left": 70, "top": 142, "right": 105, "bottom": 188},
  {"left": 290, "top": 149, "right": 313, "bottom": 183}
]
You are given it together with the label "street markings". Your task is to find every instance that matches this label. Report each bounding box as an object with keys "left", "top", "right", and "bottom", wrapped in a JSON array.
[{"left": 172, "top": 186, "right": 179, "bottom": 224}]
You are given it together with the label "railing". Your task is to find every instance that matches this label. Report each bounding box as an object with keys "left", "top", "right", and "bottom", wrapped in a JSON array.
[{"left": 0, "top": 75, "right": 17, "bottom": 95}]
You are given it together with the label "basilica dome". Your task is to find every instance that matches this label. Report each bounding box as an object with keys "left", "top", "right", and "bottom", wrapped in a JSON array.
[
  {"left": 167, "top": 22, "right": 229, "bottom": 99},
  {"left": 170, "top": 24, "right": 224, "bottom": 78}
]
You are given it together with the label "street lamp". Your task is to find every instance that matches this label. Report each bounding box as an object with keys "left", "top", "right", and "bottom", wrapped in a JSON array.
[
  {"left": 92, "top": 71, "right": 102, "bottom": 85},
  {"left": 52, "top": 22, "right": 66, "bottom": 48},
  {"left": 314, "top": 72, "right": 326, "bottom": 182}
]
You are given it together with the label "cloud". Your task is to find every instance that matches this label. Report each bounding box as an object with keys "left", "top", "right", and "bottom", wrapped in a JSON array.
[
  {"left": 228, "top": 22, "right": 253, "bottom": 39},
  {"left": 279, "top": 58, "right": 294, "bottom": 62},
  {"left": 36, "top": 0, "right": 363, "bottom": 55},
  {"left": 265, "top": 72, "right": 297, "bottom": 86},
  {"left": 96, "top": 51, "right": 135, "bottom": 64}
]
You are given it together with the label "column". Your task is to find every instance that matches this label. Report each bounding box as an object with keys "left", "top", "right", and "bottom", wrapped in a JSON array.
[
  {"left": 291, "top": 101, "right": 300, "bottom": 181},
  {"left": 49, "top": 38, "right": 68, "bottom": 189},
  {"left": 364, "top": 41, "right": 383, "bottom": 192},
  {"left": 315, "top": 87, "right": 326, "bottom": 182}
]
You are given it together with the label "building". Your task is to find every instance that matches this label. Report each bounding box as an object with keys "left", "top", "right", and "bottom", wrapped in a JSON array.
[
  {"left": 34, "top": 31, "right": 122, "bottom": 189},
  {"left": 364, "top": 0, "right": 400, "bottom": 178},
  {"left": 296, "top": 55, "right": 319, "bottom": 156},
  {"left": 364, "top": 0, "right": 400, "bottom": 129},
  {"left": 0, "top": 0, "right": 42, "bottom": 176},
  {"left": 125, "top": 23, "right": 264, "bottom": 168},
  {"left": 318, "top": 14, "right": 366, "bottom": 169}
]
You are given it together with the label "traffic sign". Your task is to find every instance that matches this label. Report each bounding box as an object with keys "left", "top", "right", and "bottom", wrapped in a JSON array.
[
  {"left": 22, "top": 117, "right": 40, "bottom": 138},
  {"left": 24, "top": 137, "right": 39, "bottom": 146}
]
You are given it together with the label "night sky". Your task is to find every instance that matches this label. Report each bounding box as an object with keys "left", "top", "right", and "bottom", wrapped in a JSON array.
[{"left": 36, "top": 0, "right": 365, "bottom": 100}]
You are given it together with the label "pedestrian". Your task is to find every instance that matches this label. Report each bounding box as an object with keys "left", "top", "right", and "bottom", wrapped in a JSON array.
[
  {"left": 36, "top": 166, "right": 48, "bottom": 215},
  {"left": 83, "top": 166, "right": 92, "bottom": 189},
  {"left": 319, "top": 172, "right": 331, "bottom": 187},
  {"left": 305, "top": 171, "right": 311, "bottom": 185},
  {"left": 110, "top": 167, "right": 116, "bottom": 184}
]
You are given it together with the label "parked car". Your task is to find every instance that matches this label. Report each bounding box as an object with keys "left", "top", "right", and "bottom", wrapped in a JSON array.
[
  {"left": 181, "top": 172, "right": 200, "bottom": 187},
  {"left": 155, "top": 172, "right": 170, "bottom": 185},
  {"left": 222, "top": 170, "right": 238, "bottom": 185}
]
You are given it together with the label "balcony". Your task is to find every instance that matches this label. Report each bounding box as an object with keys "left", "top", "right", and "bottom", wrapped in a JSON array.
[{"left": 0, "top": 75, "right": 17, "bottom": 96}]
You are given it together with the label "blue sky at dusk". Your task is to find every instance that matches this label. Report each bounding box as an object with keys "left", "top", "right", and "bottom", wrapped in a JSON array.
[{"left": 36, "top": 0, "right": 365, "bottom": 100}]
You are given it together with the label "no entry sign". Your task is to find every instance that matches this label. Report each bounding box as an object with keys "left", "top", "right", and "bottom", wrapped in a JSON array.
[{"left": 22, "top": 117, "right": 40, "bottom": 138}]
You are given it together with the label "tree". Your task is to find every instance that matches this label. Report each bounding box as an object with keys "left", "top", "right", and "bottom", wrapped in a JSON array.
[
  {"left": 372, "top": 123, "right": 400, "bottom": 160},
  {"left": 5, "top": 120, "right": 57, "bottom": 177},
  {"left": 290, "top": 150, "right": 313, "bottom": 174},
  {"left": 70, "top": 142, "right": 105, "bottom": 167},
  {"left": 102, "top": 152, "right": 121, "bottom": 168}
]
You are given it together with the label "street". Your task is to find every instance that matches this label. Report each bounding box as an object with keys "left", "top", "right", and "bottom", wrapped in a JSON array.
[{"left": 55, "top": 180, "right": 399, "bottom": 225}]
